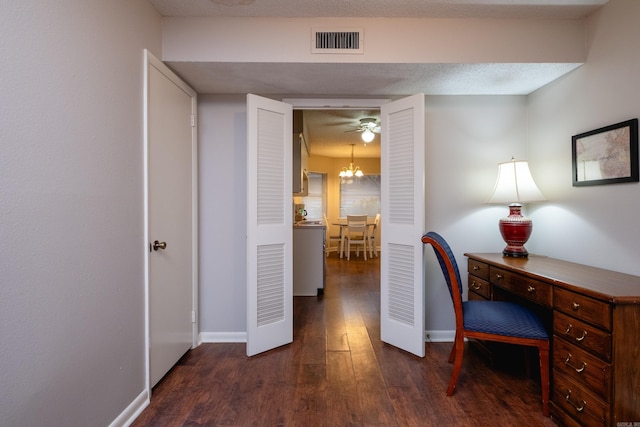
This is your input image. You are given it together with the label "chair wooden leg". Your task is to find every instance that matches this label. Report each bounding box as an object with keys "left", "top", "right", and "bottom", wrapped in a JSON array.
[
  {"left": 447, "top": 336, "right": 465, "bottom": 396},
  {"left": 538, "top": 343, "right": 550, "bottom": 417}
]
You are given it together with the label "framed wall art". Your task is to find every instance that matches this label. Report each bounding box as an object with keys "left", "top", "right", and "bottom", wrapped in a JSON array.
[{"left": 572, "top": 118, "right": 639, "bottom": 186}]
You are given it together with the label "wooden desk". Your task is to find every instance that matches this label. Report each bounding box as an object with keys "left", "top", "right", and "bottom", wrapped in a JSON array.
[{"left": 465, "top": 253, "right": 640, "bottom": 427}]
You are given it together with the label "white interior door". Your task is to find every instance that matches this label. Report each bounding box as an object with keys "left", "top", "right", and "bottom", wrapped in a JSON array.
[
  {"left": 380, "top": 94, "right": 426, "bottom": 357},
  {"left": 246, "top": 94, "right": 293, "bottom": 357},
  {"left": 145, "top": 51, "right": 198, "bottom": 387}
]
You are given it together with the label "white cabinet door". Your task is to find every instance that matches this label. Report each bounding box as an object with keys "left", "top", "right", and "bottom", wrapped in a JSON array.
[
  {"left": 246, "top": 94, "right": 293, "bottom": 356},
  {"left": 380, "top": 94, "right": 426, "bottom": 357}
]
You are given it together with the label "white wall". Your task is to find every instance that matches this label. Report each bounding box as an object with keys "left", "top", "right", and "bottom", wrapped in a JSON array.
[
  {"left": 163, "top": 16, "right": 585, "bottom": 64},
  {"left": 424, "top": 95, "right": 529, "bottom": 332},
  {"left": 0, "top": 1, "right": 162, "bottom": 425},
  {"left": 527, "top": 0, "right": 640, "bottom": 275},
  {"left": 198, "top": 95, "right": 248, "bottom": 336},
  {"left": 197, "top": 94, "right": 528, "bottom": 336}
]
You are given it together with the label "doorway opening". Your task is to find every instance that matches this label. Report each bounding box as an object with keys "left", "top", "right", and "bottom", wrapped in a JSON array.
[
  {"left": 294, "top": 107, "right": 382, "bottom": 267},
  {"left": 249, "top": 93, "right": 426, "bottom": 357}
]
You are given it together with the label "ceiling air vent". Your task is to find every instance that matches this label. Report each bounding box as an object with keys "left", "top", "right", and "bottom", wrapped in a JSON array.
[{"left": 312, "top": 28, "right": 364, "bottom": 54}]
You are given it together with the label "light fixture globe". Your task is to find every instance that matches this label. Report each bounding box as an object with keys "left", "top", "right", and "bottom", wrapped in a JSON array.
[
  {"left": 487, "top": 158, "right": 546, "bottom": 258},
  {"left": 361, "top": 129, "right": 375, "bottom": 143}
]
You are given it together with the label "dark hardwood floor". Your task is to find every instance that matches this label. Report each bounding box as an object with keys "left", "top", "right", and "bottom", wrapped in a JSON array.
[{"left": 132, "top": 254, "right": 556, "bottom": 426}]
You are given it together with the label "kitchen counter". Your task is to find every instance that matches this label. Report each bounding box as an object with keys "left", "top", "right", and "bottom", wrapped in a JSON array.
[
  {"left": 293, "top": 220, "right": 325, "bottom": 229},
  {"left": 293, "top": 224, "right": 326, "bottom": 296}
]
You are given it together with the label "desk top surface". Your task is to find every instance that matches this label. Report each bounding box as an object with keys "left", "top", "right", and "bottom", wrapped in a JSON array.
[{"left": 465, "top": 253, "right": 640, "bottom": 304}]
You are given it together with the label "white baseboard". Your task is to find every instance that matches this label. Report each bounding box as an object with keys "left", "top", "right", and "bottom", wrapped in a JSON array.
[
  {"left": 199, "top": 331, "right": 451, "bottom": 344},
  {"left": 109, "top": 389, "right": 149, "bottom": 427},
  {"left": 425, "top": 330, "right": 455, "bottom": 342},
  {"left": 199, "top": 331, "right": 247, "bottom": 343}
]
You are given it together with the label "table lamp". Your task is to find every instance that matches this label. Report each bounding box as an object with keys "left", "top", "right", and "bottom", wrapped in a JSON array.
[{"left": 486, "top": 157, "right": 546, "bottom": 258}]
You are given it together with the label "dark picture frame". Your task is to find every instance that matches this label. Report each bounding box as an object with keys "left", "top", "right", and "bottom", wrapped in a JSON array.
[{"left": 572, "top": 118, "right": 639, "bottom": 186}]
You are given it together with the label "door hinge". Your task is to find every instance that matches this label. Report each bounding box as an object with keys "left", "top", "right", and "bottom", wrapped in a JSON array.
[
  {"left": 191, "top": 310, "right": 196, "bottom": 323},
  {"left": 190, "top": 114, "right": 196, "bottom": 127}
]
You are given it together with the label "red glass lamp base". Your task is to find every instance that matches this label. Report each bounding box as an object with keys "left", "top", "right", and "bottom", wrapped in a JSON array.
[{"left": 499, "top": 204, "right": 532, "bottom": 258}]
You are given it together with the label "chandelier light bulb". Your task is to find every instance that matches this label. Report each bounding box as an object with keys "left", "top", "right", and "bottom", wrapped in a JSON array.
[{"left": 338, "top": 144, "right": 365, "bottom": 179}]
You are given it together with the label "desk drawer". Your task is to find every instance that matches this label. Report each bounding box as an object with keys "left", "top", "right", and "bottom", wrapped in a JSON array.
[
  {"left": 553, "top": 372, "right": 608, "bottom": 427},
  {"left": 489, "top": 266, "right": 552, "bottom": 307},
  {"left": 553, "top": 338, "right": 611, "bottom": 402},
  {"left": 468, "top": 259, "right": 489, "bottom": 280},
  {"left": 554, "top": 311, "right": 612, "bottom": 361},
  {"left": 468, "top": 275, "right": 491, "bottom": 299},
  {"left": 554, "top": 288, "right": 612, "bottom": 331}
]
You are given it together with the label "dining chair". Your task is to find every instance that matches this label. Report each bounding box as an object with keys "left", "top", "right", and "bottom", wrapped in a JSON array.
[
  {"left": 345, "top": 215, "right": 368, "bottom": 260},
  {"left": 421, "top": 231, "right": 550, "bottom": 417},
  {"left": 322, "top": 214, "right": 342, "bottom": 257},
  {"left": 367, "top": 213, "right": 380, "bottom": 258}
]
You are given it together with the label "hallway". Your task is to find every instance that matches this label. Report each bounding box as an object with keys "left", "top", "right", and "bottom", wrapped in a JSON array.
[{"left": 133, "top": 256, "right": 555, "bottom": 426}]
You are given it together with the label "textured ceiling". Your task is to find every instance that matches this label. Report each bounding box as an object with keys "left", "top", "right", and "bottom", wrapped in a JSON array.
[
  {"left": 303, "top": 110, "right": 382, "bottom": 159},
  {"left": 148, "top": 0, "right": 607, "bottom": 158},
  {"left": 167, "top": 62, "right": 584, "bottom": 97},
  {"left": 149, "top": 0, "right": 606, "bottom": 19}
]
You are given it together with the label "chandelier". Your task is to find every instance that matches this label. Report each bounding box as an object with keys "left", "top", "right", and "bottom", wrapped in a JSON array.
[{"left": 339, "top": 144, "right": 364, "bottom": 178}]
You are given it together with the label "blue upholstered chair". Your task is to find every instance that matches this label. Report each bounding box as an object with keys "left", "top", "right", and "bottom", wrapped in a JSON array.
[{"left": 421, "top": 231, "right": 550, "bottom": 417}]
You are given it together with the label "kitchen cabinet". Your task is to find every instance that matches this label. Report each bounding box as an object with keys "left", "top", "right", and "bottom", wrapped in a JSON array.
[
  {"left": 293, "top": 224, "right": 325, "bottom": 296},
  {"left": 293, "top": 110, "right": 309, "bottom": 195}
]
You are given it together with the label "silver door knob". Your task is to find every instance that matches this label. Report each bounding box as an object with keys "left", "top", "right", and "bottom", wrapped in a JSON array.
[{"left": 152, "top": 240, "right": 167, "bottom": 251}]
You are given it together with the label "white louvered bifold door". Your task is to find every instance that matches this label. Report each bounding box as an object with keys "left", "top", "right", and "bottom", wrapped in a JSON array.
[
  {"left": 380, "top": 94, "right": 426, "bottom": 357},
  {"left": 246, "top": 94, "right": 293, "bottom": 356}
]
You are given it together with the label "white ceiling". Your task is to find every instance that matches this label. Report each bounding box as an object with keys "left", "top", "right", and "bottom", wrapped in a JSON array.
[
  {"left": 149, "top": 0, "right": 605, "bottom": 19},
  {"left": 148, "top": 0, "right": 607, "bottom": 159}
]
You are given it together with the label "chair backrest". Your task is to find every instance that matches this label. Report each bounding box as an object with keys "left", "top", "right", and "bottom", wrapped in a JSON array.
[
  {"left": 346, "top": 215, "right": 368, "bottom": 235},
  {"left": 421, "top": 232, "right": 464, "bottom": 322},
  {"left": 347, "top": 215, "right": 367, "bottom": 226}
]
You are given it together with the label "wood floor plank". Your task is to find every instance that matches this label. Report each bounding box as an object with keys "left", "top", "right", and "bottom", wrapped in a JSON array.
[{"left": 132, "top": 256, "right": 556, "bottom": 427}]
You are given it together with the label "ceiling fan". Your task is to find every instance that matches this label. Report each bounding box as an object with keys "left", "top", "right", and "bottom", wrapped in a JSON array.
[{"left": 349, "top": 117, "right": 380, "bottom": 143}]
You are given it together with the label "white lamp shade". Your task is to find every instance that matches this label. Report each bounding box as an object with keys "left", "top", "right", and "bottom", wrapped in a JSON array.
[{"left": 487, "top": 159, "right": 546, "bottom": 203}]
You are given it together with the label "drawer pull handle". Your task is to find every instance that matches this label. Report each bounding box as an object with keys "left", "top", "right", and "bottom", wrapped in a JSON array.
[
  {"left": 472, "top": 265, "right": 480, "bottom": 271},
  {"left": 565, "top": 353, "right": 587, "bottom": 373},
  {"left": 495, "top": 274, "right": 503, "bottom": 280},
  {"left": 572, "top": 302, "right": 580, "bottom": 310},
  {"left": 564, "top": 324, "right": 588, "bottom": 342},
  {"left": 565, "top": 390, "right": 586, "bottom": 412},
  {"left": 527, "top": 285, "right": 536, "bottom": 293},
  {"left": 470, "top": 281, "right": 482, "bottom": 291}
]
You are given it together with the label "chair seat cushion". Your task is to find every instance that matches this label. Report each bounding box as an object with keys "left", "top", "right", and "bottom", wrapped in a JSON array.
[{"left": 462, "top": 301, "right": 548, "bottom": 340}]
